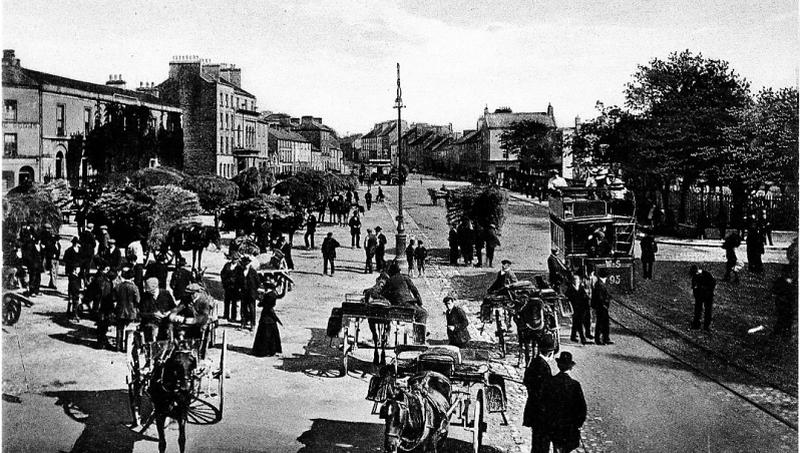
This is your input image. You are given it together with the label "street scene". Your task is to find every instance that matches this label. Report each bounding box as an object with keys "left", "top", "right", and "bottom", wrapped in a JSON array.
[{"left": 2, "top": 1, "right": 798, "bottom": 453}]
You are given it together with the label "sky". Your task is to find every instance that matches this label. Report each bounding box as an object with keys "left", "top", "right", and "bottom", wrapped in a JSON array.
[{"left": 3, "top": 0, "right": 798, "bottom": 135}]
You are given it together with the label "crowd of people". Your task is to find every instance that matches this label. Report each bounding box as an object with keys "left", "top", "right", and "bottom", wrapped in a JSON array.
[{"left": 448, "top": 221, "right": 501, "bottom": 268}]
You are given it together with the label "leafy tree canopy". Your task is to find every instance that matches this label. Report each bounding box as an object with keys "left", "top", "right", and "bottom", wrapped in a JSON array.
[
  {"left": 500, "top": 120, "right": 562, "bottom": 171},
  {"left": 182, "top": 174, "right": 239, "bottom": 214}
]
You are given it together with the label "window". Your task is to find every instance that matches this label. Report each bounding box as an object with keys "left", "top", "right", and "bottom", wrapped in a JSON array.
[
  {"left": 225, "top": 94, "right": 228, "bottom": 107},
  {"left": 4, "top": 133, "right": 18, "bottom": 157},
  {"left": 4, "top": 100, "right": 17, "bottom": 121},
  {"left": 220, "top": 93, "right": 224, "bottom": 106},
  {"left": 84, "top": 107, "right": 92, "bottom": 135},
  {"left": 56, "top": 104, "right": 65, "bottom": 136}
]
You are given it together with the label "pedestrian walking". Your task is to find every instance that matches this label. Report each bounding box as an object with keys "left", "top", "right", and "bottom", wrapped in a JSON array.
[
  {"left": 114, "top": 267, "right": 140, "bottom": 352},
  {"left": 364, "top": 229, "right": 377, "bottom": 273},
  {"left": 63, "top": 237, "right": 82, "bottom": 279},
  {"left": 448, "top": 226, "right": 460, "bottom": 265},
  {"left": 241, "top": 256, "right": 259, "bottom": 331},
  {"left": 66, "top": 266, "right": 83, "bottom": 317},
  {"left": 317, "top": 200, "right": 326, "bottom": 226},
  {"left": 543, "top": 352, "right": 587, "bottom": 453},
  {"left": 22, "top": 237, "right": 44, "bottom": 297},
  {"left": 523, "top": 346, "right": 552, "bottom": 453},
  {"left": 405, "top": 239, "right": 416, "bottom": 275},
  {"left": 92, "top": 263, "right": 115, "bottom": 349},
  {"left": 547, "top": 246, "right": 565, "bottom": 291},
  {"left": 722, "top": 232, "right": 742, "bottom": 283},
  {"left": 253, "top": 277, "right": 287, "bottom": 357},
  {"left": 377, "top": 187, "right": 385, "bottom": 203},
  {"left": 474, "top": 224, "right": 485, "bottom": 267},
  {"left": 484, "top": 224, "right": 500, "bottom": 267},
  {"left": 365, "top": 190, "right": 373, "bottom": 211},
  {"left": 280, "top": 236, "right": 294, "bottom": 270},
  {"left": 41, "top": 225, "right": 61, "bottom": 289},
  {"left": 759, "top": 209, "right": 773, "bottom": 246},
  {"left": 321, "top": 232, "right": 340, "bottom": 276},
  {"left": 746, "top": 221, "right": 765, "bottom": 273},
  {"left": 566, "top": 275, "right": 591, "bottom": 344},
  {"left": 221, "top": 253, "right": 242, "bottom": 322},
  {"left": 591, "top": 268, "right": 613, "bottom": 345},
  {"left": 349, "top": 212, "right": 362, "bottom": 248},
  {"left": 414, "top": 240, "right": 428, "bottom": 276},
  {"left": 640, "top": 227, "right": 658, "bottom": 280},
  {"left": 443, "top": 296, "right": 470, "bottom": 347},
  {"left": 690, "top": 265, "right": 716, "bottom": 331},
  {"left": 304, "top": 211, "right": 317, "bottom": 249},
  {"left": 375, "top": 226, "right": 387, "bottom": 271}
]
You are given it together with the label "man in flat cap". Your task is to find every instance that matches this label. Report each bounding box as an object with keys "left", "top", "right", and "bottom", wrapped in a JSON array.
[{"left": 488, "top": 259, "right": 519, "bottom": 294}]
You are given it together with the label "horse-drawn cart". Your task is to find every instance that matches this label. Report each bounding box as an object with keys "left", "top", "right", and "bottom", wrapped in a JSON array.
[
  {"left": 368, "top": 346, "right": 509, "bottom": 453},
  {"left": 331, "top": 293, "right": 423, "bottom": 377},
  {"left": 126, "top": 325, "right": 227, "bottom": 436},
  {"left": 481, "top": 278, "right": 570, "bottom": 365}
]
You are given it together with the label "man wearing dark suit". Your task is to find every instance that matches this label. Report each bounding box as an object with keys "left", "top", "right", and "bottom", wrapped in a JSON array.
[
  {"left": 241, "top": 256, "right": 261, "bottom": 330},
  {"left": 380, "top": 261, "right": 427, "bottom": 342},
  {"left": 169, "top": 257, "right": 193, "bottom": 304},
  {"left": 543, "top": 352, "right": 587, "bottom": 453},
  {"left": 566, "top": 275, "right": 591, "bottom": 344},
  {"left": 304, "top": 211, "right": 317, "bottom": 249},
  {"left": 443, "top": 296, "right": 470, "bottom": 347},
  {"left": 547, "top": 247, "right": 565, "bottom": 292},
  {"left": 375, "top": 227, "right": 387, "bottom": 271},
  {"left": 114, "top": 268, "right": 140, "bottom": 352},
  {"left": 102, "top": 239, "right": 123, "bottom": 273},
  {"left": 63, "top": 238, "right": 82, "bottom": 278},
  {"left": 523, "top": 347, "right": 552, "bottom": 453},
  {"left": 591, "top": 269, "right": 613, "bottom": 345},
  {"left": 220, "top": 254, "right": 241, "bottom": 321},
  {"left": 321, "top": 232, "right": 340, "bottom": 276},
  {"left": 690, "top": 265, "right": 717, "bottom": 331},
  {"left": 488, "top": 259, "right": 518, "bottom": 294},
  {"left": 144, "top": 254, "right": 169, "bottom": 289}
]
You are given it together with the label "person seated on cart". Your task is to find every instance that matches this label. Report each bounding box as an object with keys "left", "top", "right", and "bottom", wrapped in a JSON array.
[
  {"left": 488, "top": 259, "right": 519, "bottom": 294},
  {"left": 140, "top": 277, "right": 176, "bottom": 342},
  {"left": 585, "top": 229, "right": 612, "bottom": 258},
  {"left": 167, "top": 283, "right": 215, "bottom": 345},
  {"left": 379, "top": 260, "right": 427, "bottom": 343}
]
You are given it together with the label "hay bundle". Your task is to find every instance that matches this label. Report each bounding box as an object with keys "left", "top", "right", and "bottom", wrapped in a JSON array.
[
  {"left": 446, "top": 185, "right": 508, "bottom": 231},
  {"left": 219, "top": 194, "right": 296, "bottom": 233},
  {"left": 274, "top": 170, "right": 357, "bottom": 208},
  {"left": 129, "top": 166, "right": 187, "bottom": 188},
  {"left": 182, "top": 174, "right": 239, "bottom": 225},
  {"left": 3, "top": 190, "right": 63, "bottom": 252}
]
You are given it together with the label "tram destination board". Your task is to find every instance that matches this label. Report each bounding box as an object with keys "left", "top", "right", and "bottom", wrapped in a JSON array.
[{"left": 585, "top": 257, "right": 634, "bottom": 291}]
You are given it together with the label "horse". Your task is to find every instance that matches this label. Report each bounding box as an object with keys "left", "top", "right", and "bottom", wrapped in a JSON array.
[
  {"left": 513, "top": 295, "right": 546, "bottom": 367},
  {"left": 164, "top": 223, "right": 221, "bottom": 270},
  {"left": 148, "top": 350, "right": 197, "bottom": 453},
  {"left": 380, "top": 369, "right": 452, "bottom": 453}
]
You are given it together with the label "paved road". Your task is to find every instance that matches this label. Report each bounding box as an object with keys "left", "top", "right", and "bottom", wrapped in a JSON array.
[{"left": 3, "top": 175, "right": 796, "bottom": 452}]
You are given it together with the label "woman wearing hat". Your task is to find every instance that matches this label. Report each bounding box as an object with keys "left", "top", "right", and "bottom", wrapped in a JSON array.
[{"left": 252, "top": 277, "right": 287, "bottom": 357}]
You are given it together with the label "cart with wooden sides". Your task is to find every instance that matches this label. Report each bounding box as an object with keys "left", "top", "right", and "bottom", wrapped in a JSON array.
[
  {"left": 549, "top": 186, "right": 637, "bottom": 291},
  {"left": 368, "top": 346, "right": 509, "bottom": 453},
  {"left": 126, "top": 325, "right": 227, "bottom": 431},
  {"left": 331, "top": 293, "right": 422, "bottom": 377}
]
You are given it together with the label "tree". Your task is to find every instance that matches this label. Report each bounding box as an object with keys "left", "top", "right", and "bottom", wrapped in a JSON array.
[
  {"left": 499, "top": 120, "right": 562, "bottom": 171},
  {"left": 624, "top": 50, "right": 750, "bottom": 222},
  {"left": 183, "top": 175, "right": 240, "bottom": 227}
]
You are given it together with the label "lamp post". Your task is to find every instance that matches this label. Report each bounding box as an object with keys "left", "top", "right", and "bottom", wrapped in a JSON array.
[{"left": 394, "top": 63, "right": 407, "bottom": 256}]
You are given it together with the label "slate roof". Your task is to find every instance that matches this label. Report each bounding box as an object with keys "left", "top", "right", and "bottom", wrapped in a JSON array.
[
  {"left": 408, "top": 130, "right": 434, "bottom": 146},
  {"left": 484, "top": 112, "right": 555, "bottom": 129},
  {"left": 216, "top": 77, "right": 256, "bottom": 98},
  {"left": 294, "top": 120, "right": 335, "bottom": 133},
  {"left": 269, "top": 128, "right": 309, "bottom": 142},
  {"left": 3, "top": 64, "right": 179, "bottom": 107}
]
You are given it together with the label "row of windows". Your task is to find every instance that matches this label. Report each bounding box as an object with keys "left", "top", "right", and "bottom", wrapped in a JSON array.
[
  {"left": 218, "top": 162, "right": 236, "bottom": 178},
  {"left": 218, "top": 92, "right": 254, "bottom": 111}
]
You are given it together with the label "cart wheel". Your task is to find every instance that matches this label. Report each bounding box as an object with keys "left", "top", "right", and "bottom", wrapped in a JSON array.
[
  {"left": 218, "top": 330, "right": 226, "bottom": 417},
  {"left": 2, "top": 294, "right": 21, "bottom": 326},
  {"left": 472, "top": 390, "right": 485, "bottom": 453},
  {"left": 186, "top": 397, "right": 221, "bottom": 425}
]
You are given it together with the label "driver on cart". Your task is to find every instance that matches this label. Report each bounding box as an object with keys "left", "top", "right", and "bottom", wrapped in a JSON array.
[
  {"left": 167, "top": 283, "right": 216, "bottom": 345},
  {"left": 379, "top": 260, "right": 428, "bottom": 343},
  {"left": 487, "top": 259, "right": 519, "bottom": 294}
]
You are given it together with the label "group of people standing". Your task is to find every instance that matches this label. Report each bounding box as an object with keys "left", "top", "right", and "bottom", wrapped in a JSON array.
[{"left": 448, "top": 221, "right": 501, "bottom": 268}]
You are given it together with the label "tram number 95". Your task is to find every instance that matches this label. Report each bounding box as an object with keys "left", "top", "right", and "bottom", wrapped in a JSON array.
[{"left": 606, "top": 275, "right": 622, "bottom": 285}]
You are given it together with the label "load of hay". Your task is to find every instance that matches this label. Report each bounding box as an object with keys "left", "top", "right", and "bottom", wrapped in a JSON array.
[
  {"left": 87, "top": 184, "right": 201, "bottom": 251},
  {"left": 219, "top": 194, "right": 298, "bottom": 234},
  {"left": 445, "top": 185, "right": 508, "bottom": 230},
  {"left": 273, "top": 170, "right": 358, "bottom": 209}
]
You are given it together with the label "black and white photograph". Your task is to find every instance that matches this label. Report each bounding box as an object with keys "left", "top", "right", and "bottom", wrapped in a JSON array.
[{"left": 1, "top": 1, "right": 798, "bottom": 451}]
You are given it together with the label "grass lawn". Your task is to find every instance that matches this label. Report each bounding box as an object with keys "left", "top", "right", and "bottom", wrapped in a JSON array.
[{"left": 617, "top": 260, "right": 797, "bottom": 395}]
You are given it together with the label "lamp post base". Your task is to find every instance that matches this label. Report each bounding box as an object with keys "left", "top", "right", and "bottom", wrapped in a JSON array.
[{"left": 395, "top": 232, "right": 407, "bottom": 258}]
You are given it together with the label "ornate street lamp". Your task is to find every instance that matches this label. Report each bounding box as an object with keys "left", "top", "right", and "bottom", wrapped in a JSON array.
[{"left": 394, "top": 63, "right": 406, "bottom": 256}]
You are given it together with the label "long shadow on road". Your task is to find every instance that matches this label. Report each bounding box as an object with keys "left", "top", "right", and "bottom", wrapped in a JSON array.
[
  {"left": 42, "top": 389, "right": 155, "bottom": 453},
  {"left": 279, "top": 327, "right": 345, "bottom": 378}
]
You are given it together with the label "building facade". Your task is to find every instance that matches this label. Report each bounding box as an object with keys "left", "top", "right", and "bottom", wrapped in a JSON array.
[
  {"left": 476, "top": 105, "right": 557, "bottom": 175},
  {"left": 267, "top": 126, "right": 312, "bottom": 175},
  {"left": 2, "top": 50, "right": 182, "bottom": 191},
  {"left": 158, "top": 55, "right": 265, "bottom": 177}
]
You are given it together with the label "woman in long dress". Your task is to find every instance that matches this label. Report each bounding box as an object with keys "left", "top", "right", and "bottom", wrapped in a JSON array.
[{"left": 252, "top": 276, "right": 287, "bottom": 357}]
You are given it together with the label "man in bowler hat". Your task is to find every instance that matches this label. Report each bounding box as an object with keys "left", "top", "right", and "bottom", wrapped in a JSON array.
[{"left": 543, "top": 352, "right": 587, "bottom": 453}]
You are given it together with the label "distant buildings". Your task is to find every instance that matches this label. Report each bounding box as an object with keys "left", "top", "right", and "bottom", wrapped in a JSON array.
[
  {"left": 158, "top": 55, "right": 268, "bottom": 177},
  {"left": 262, "top": 112, "right": 344, "bottom": 173},
  {"left": 2, "top": 49, "right": 182, "bottom": 191},
  {"left": 267, "top": 127, "right": 312, "bottom": 174},
  {"left": 476, "top": 104, "right": 557, "bottom": 176}
]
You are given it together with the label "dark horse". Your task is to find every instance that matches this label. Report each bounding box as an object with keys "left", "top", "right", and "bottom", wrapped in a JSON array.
[
  {"left": 379, "top": 368, "right": 452, "bottom": 453},
  {"left": 149, "top": 350, "right": 197, "bottom": 453},
  {"left": 164, "top": 223, "right": 221, "bottom": 270}
]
